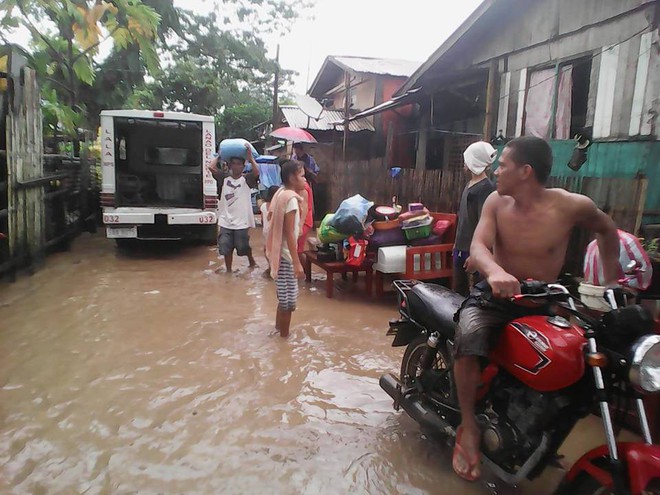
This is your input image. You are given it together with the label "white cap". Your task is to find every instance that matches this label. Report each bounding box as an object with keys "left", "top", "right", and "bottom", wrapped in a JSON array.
[{"left": 464, "top": 141, "right": 497, "bottom": 175}]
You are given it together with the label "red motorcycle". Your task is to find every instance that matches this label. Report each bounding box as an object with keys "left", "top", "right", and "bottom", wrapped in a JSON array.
[{"left": 380, "top": 279, "right": 660, "bottom": 494}]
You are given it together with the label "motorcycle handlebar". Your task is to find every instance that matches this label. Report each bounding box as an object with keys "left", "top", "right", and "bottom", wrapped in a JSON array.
[
  {"left": 519, "top": 279, "right": 547, "bottom": 295},
  {"left": 511, "top": 281, "right": 572, "bottom": 303}
]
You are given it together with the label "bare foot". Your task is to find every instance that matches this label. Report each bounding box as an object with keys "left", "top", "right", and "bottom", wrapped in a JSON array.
[
  {"left": 214, "top": 266, "right": 235, "bottom": 274},
  {"left": 452, "top": 425, "right": 481, "bottom": 481}
]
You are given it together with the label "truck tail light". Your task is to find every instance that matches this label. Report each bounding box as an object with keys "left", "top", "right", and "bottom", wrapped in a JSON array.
[
  {"left": 100, "top": 193, "right": 115, "bottom": 207},
  {"left": 153, "top": 111, "right": 164, "bottom": 118},
  {"left": 204, "top": 196, "right": 218, "bottom": 210}
]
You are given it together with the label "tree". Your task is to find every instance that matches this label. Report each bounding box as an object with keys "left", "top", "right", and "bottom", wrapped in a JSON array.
[
  {"left": 79, "top": 0, "right": 183, "bottom": 127},
  {"left": 0, "top": 0, "right": 162, "bottom": 136},
  {"left": 138, "top": 5, "right": 303, "bottom": 139}
]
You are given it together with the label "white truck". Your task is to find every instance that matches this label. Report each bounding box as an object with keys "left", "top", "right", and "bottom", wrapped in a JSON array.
[{"left": 99, "top": 110, "right": 218, "bottom": 244}]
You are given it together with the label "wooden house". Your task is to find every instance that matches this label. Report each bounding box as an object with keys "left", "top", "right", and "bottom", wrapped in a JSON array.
[{"left": 355, "top": 0, "right": 659, "bottom": 228}]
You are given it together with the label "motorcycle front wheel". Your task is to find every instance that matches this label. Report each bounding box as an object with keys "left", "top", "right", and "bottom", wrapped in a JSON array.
[
  {"left": 555, "top": 460, "right": 660, "bottom": 494},
  {"left": 400, "top": 335, "right": 455, "bottom": 402}
]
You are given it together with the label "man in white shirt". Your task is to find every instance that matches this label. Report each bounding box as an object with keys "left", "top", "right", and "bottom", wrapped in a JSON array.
[{"left": 214, "top": 146, "right": 259, "bottom": 272}]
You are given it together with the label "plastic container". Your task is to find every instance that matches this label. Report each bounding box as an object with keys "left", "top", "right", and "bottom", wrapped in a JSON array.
[
  {"left": 433, "top": 219, "right": 452, "bottom": 238},
  {"left": 578, "top": 282, "right": 612, "bottom": 312},
  {"left": 403, "top": 224, "right": 432, "bottom": 241},
  {"left": 399, "top": 208, "right": 430, "bottom": 222},
  {"left": 219, "top": 138, "right": 260, "bottom": 161},
  {"left": 402, "top": 216, "right": 433, "bottom": 240},
  {"left": 373, "top": 219, "right": 401, "bottom": 231},
  {"left": 374, "top": 206, "right": 398, "bottom": 219},
  {"left": 402, "top": 214, "right": 432, "bottom": 229},
  {"left": 373, "top": 246, "right": 407, "bottom": 273}
]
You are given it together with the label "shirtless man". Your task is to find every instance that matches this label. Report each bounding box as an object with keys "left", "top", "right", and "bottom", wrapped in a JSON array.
[{"left": 452, "top": 136, "right": 620, "bottom": 481}]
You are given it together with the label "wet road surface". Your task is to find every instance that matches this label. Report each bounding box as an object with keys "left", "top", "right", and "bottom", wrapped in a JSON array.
[{"left": 0, "top": 231, "right": 632, "bottom": 494}]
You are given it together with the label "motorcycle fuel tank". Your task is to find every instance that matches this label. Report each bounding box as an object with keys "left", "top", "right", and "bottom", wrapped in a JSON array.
[{"left": 490, "top": 315, "right": 587, "bottom": 392}]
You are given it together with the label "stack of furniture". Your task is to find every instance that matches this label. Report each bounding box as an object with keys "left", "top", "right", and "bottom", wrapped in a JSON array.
[{"left": 373, "top": 212, "right": 457, "bottom": 297}]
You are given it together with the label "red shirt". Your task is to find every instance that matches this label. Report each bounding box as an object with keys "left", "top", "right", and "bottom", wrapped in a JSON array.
[{"left": 303, "top": 182, "right": 314, "bottom": 228}]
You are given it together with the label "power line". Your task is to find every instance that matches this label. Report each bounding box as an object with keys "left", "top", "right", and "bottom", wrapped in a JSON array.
[{"left": 497, "top": 26, "right": 652, "bottom": 103}]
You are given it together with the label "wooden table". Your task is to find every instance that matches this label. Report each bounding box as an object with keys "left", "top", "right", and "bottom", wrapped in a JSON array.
[{"left": 303, "top": 250, "right": 373, "bottom": 298}]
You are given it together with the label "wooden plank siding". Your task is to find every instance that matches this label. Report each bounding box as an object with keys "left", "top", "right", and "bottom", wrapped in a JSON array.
[
  {"left": 321, "top": 134, "right": 480, "bottom": 214},
  {"left": 440, "top": 1, "right": 658, "bottom": 142},
  {"left": 611, "top": 36, "right": 638, "bottom": 138},
  {"left": 327, "top": 157, "right": 466, "bottom": 216},
  {"left": 514, "top": 68, "right": 527, "bottom": 137},
  {"left": 323, "top": 148, "right": 647, "bottom": 275},
  {"left": 5, "top": 68, "right": 45, "bottom": 274},
  {"left": 629, "top": 31, "right": 653, "bottom": 136},
  {"left": 593, "top": 44, "right": 619, "bottom": 138}
]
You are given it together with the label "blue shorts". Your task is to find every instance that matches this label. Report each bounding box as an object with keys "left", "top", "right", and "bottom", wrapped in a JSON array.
[
  {"left": 218, "top": 228, "right": 251, "bottom": 256},
  {"left": 453, "top": 249, "right": 470, "bottom": 268}
]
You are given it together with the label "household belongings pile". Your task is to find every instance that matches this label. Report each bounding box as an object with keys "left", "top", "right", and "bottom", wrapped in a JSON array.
[{"left": 315, "top": 195, "right": 454, "bottom": 272}]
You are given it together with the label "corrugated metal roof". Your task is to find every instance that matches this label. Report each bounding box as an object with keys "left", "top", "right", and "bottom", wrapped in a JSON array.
[
  {"left": 331, "top": 56, "right": 421, "bottom": 78},
  {"left": 280, "top": 105, "right": 375, "bottom": 133},
  {"left": 395, "top": 0, "right": 498, "bottom": 96}
]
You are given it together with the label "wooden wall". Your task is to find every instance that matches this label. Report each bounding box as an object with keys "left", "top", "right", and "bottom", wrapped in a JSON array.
[
  {"left": 327, "top": 157, "right": 467, "bottom": 215},
  {"left": 4, "top": 67, "right": 45, "bottom": 275},
  {"left": 318, "top": 133, "right": 479, "bottom": 214},
  {"left": 482, "top": 1, "right": 658, "bottom": 140},
  {"left": 322, "top": 153, "right": 647, "bottom": 275},
  {"left": 417, "top": 0, "right": 657, "bottom": 141}
]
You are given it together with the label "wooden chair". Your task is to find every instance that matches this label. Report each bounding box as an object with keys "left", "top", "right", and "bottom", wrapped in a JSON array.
[{"left": 374, "top": 212, "right": 457, "bottom": 297}]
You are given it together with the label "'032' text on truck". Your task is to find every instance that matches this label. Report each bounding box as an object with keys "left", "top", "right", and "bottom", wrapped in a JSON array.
[{"left": 100, "top": 110, "right": 218, "bottom": 245}]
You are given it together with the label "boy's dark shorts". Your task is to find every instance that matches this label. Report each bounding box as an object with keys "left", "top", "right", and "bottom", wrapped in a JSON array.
[
  {"left": 453, "top": 281, "right": 548, "bottom": 358},
  {"left": 218, "top": 227, "right": 251, "bottom": 256}
]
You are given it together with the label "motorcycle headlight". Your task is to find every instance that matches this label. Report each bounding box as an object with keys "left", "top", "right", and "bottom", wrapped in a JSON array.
[{"left": 629, "top": 335, "right": 660, "bottom": 393}]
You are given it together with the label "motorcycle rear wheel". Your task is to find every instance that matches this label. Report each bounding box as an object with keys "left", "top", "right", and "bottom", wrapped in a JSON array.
[{"left": 400, "top": 335, "right": 455, "bottom": 402}]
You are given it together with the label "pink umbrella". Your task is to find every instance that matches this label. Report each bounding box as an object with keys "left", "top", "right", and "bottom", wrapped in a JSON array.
[{"left": 270, "top": 127, "right": 317, "bottom": 143}]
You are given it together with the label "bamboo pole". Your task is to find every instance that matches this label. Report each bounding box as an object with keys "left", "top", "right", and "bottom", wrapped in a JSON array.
[
  {"left": 633, "top": 174, "right": 648, "bottom": 235},
  {"left": 343, "top": 72, "right": 350, "bottom": 161}
]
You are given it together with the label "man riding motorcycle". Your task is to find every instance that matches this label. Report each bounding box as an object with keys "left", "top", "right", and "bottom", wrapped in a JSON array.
[{"left": 452, "top": 136, "right": 620, "bottom": 481}]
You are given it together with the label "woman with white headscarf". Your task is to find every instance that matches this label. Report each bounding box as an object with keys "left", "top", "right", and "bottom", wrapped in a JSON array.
[{"left": 453, "top": 141, "right": 498, "bottom": 296}]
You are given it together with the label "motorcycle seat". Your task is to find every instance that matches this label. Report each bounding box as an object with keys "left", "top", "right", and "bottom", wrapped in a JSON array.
[{"left": 408, "top": 283, "right": 465, "bottom": 339}]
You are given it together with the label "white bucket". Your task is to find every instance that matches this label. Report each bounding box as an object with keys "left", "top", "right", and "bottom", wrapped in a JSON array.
[
  {"left": 578, "top": 282, "right": 612, "bottom": 312},
  {"left": 373, "top": 246, "right": 407, "bottom": 273}
]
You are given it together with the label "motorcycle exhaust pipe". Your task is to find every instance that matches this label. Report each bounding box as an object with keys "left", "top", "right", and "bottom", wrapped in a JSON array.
[{"left": 380, "top": 373, "right": 455, "bottom": 438}]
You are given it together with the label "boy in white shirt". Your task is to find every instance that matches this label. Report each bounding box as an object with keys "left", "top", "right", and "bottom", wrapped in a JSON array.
[{"left": 215, "top": 146, "right": 259, "bottom": 273}]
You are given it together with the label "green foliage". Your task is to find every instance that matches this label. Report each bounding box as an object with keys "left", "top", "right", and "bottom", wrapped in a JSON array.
[
  {"left": 0, "top": 0, "right": 163, "bottom": 135},
  {"left": 1, "top": 0, "right": 311, "bottom": 140},
  {"left": 145, "top": 3, "right": 305, "bottom": 138},
  {"left": 641, "top": 238, "right": 660, "bottom": 261},
  {"left": 41, "top": 88, "right": 82, "bottom": 138},
  {"left": 218, "top": 101, "right": 271, "bottom": 141}
]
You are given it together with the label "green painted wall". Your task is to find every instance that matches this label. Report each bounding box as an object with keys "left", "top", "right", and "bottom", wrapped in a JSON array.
[
  {"left": 549, "top": 140, "right": 659, "bottom": 225},
  {"left": 496, "top": 140, "right": 659, "bottom": 224}
]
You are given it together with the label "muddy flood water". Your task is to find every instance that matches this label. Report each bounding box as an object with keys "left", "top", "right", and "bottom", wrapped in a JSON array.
[{"left": 0, "top": 231, "right": 634, "bottom": 494}]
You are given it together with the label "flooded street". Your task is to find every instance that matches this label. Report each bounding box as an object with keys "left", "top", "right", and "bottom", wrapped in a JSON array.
[{"left": 0, "top": 231, "right": 627, "bottom": 494}]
